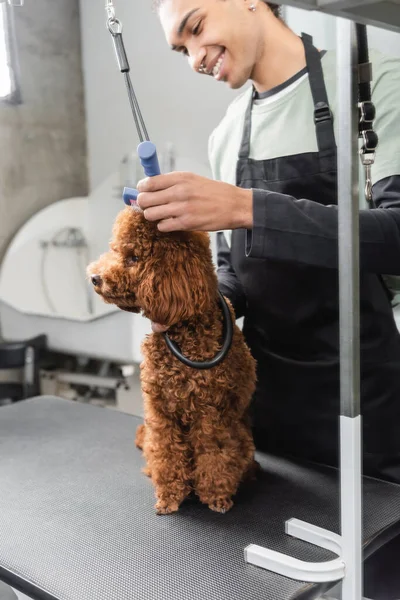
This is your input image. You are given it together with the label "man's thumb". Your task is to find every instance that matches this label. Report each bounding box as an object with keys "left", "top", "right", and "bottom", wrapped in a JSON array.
[{"left": 151, "top": 322, "right": 170, "bottom": 333}]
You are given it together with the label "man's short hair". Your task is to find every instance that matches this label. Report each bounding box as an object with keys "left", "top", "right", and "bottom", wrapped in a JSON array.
[{"left": 152, "top": 0, "right": 281, "bottom": 17}]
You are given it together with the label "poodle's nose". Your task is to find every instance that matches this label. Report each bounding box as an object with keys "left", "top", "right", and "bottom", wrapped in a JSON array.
[{"left": 91, "top": 274, "right": 102, "bottom": 287}]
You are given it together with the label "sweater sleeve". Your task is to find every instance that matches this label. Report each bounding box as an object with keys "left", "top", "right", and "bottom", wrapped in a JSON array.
[
  {"left": 216, "top": 232, "right": 247, "bottom": 319},
  {"left": 245, "top": 175, "right": 400, "bottom": 274}
]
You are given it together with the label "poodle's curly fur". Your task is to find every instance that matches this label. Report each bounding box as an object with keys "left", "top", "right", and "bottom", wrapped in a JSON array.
[{"left": 87, "top": 207, "right": 258, "bottom": 515}]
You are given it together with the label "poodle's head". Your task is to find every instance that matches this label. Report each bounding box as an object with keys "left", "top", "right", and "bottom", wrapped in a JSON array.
[{"left": 87, "top": 207, "right": 218, "bottom": 327}]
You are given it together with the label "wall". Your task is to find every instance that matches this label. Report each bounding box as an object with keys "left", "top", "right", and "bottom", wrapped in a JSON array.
[
  {"left": 284, "top": 5, "right": 337, "bottom": 49},
  {"left": 0, "top": 0, "right": 88, "bottom": 263}
]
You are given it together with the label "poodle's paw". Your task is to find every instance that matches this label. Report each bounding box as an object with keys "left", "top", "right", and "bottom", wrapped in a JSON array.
[
  {"left": 142, "top": 466, "right": 152, "bottom": 478},
  {"left": 135, "top": 424, "right": 145, "bottom": 450},
  {"left": 155, "top": 499, "right": 180, "bottom": 515},
  {"left": 208, "top": 496, "right": 234, "bottom": 514}
]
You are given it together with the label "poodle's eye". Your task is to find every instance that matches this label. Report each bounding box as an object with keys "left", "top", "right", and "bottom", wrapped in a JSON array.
[{"left": 126, "top": 256, "right": 139, "bottom": 266}]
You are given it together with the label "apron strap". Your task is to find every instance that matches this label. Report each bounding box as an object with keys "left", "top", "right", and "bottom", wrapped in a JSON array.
[
  {"left": 301, "top": 33, "right": 336, "bottom": 154},
  {"left": 238, "top": 33, "right": 336, "bottom": 160}
]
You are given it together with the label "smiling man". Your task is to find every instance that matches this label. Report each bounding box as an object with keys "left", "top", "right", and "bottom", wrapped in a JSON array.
[{"left": 137, "top": 0, "right": 400, "bottom": 492}]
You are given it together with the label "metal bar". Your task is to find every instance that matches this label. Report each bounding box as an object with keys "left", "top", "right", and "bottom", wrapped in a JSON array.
[
  {"left": 317, "top": 0, "right": 378, "bottom": 10},
  {"left": 280, "top": 0, "right": 400, "bottom": 34},
  {"left": 337, "top": 17, "right": 360, "bottom": 420},
  {"left": 340, "top": 415, "right": 363, "bottom": 600},
  {"left": 337, "top": 16, "right": 363, "bottom": 600},
  {"left": 278, "top": 0, "right": 318, "bottom": 9}
]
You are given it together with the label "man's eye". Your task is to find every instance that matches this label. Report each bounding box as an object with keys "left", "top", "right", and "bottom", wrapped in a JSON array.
[
  {"left": 175, "top": 46, "right": 188, "bottom": 56},
  {"left": 192, "top": 20, "right": 202, "bottom": 35}
]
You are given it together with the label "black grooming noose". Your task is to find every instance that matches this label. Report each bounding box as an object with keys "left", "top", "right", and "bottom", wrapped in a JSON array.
[{"left": 163, "top": 291, "right": 233, "bottom": 370}]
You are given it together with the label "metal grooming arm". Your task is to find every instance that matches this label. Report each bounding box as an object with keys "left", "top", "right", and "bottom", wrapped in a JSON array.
[
  {"left": 245, "top": 25, "right": 362, "bottom": 584},
  {"left": 281, "top": 0, "right": 400, "bottom": 34}
]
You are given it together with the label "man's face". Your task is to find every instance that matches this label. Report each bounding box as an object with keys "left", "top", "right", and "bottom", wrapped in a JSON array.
[{"left": 159, "top": 0, "right": 263, "bottom": 89}]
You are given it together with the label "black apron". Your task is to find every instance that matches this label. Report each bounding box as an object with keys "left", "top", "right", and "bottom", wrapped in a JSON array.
[{"left": 231, "top": 33, "right": 400, "bottom": 483}]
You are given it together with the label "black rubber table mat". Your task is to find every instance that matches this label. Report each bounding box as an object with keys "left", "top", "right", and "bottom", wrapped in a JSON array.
[{"left": 1, "top": 397, "right": 400, "bottom": 600}]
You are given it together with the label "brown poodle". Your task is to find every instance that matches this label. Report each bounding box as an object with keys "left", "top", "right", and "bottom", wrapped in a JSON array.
[{"left": 87, "top": 206, "right": 258, "bottom": 515}]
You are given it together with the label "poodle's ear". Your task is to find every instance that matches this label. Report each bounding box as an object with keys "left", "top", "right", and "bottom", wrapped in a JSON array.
[{"left": 139, "top": 235, "right": 218, "bottom": 326}]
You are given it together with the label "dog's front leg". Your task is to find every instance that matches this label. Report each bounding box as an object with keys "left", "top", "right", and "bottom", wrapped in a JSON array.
[
  {"left": 191, "top": 414, "right": 250, "bottom": 514},
  {"left": 145, "top": 414, "right": 192, "bottom": 515}
]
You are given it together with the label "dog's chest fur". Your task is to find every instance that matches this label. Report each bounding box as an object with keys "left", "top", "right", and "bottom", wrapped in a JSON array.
[
  {"left": 140, "top": 333, "right": 225, "bottom": 415},
  {"left": 139, "top": 322, "right": 256, "bottom": 423}
]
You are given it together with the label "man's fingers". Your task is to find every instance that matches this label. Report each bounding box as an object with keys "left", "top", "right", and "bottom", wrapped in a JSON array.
[
  {"left": 137, "top": 188, "right": 177, "bottom": 210},
  {"left": 157, "top": 217, "right": 184, "bottom": 233},
  {"left": 137, "top": 172, "right": 189, "bottom": 193},
  {"left": 143, "top": 203, "right": 179, "bottom": 223}
]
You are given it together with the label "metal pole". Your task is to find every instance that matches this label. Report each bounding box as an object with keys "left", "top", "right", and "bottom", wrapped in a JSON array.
[{"left": 337, "top": 16, "right": 363, "bottom": 600}]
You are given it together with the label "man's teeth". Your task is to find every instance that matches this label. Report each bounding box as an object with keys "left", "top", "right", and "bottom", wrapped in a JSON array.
[{"left": 212, "top": 54, "right": 224, "bottom": 78}]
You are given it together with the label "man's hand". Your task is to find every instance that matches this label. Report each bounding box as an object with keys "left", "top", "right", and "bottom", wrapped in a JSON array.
[{"left": 137, "top": 172, "right": 253, "bottom": 232}]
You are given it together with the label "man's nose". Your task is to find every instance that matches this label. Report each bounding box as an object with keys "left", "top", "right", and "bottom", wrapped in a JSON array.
[
  {"left": 191, "top": 50, "right": 207, "bottom": 74},
  {"left": 91, "top": 274, "right": 102, "bottom": 287}
]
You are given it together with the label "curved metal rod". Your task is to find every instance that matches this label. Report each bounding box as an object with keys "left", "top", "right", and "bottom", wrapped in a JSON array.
[
  {"left": 246, "top": 519, "right": 346, "bottom": 584},
  {"left": 163, "top": 291, "right": 233, "bottom": 370}
]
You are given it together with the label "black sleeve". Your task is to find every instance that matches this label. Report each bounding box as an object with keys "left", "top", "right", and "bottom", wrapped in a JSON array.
[
  {"left": 245, "top": 175, "right": 400, "bottom": 274},
  {"left": 216, "top": 232, "right": 247, "bottom": 319}
]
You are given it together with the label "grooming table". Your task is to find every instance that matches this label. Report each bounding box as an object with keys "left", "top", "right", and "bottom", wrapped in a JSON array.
[{"left": 1, "top": 398, "right": 400, "bottom": 600}]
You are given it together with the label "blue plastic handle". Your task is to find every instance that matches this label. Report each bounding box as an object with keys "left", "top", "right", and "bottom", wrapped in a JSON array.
[
  {"left": 123, "top": 187, "right": 139, "bottom": 206},
  {"left": 137, "top": 141, "right": 161, "bottom": 177},
  {"left": 121, "top": 141, "right": 160, "bottom": 207}
]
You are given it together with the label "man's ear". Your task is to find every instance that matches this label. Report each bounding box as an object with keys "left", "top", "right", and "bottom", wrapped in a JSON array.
[{"left": 140, "top": 242, "right": 217, "bottom": 326}]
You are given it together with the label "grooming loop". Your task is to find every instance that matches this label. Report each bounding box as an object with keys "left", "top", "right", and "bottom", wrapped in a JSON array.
[
  {"left": 105, "top": 0, "right": 150, "bottom": 145},
  {"left": 164, "top": 291, "right": 233, "bottom": 370},
  {"left": 245, "top": 21, "right": 364, "bottom": 600},
  {"left": 106, "top": 0, "right": 233, "bottom": 369}
]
